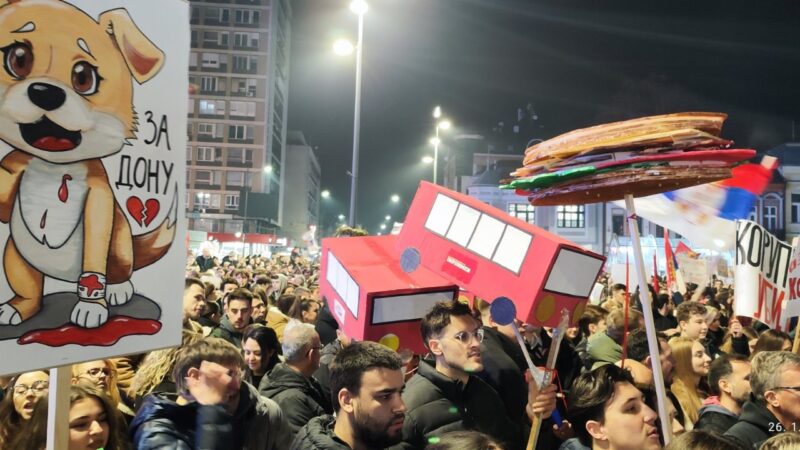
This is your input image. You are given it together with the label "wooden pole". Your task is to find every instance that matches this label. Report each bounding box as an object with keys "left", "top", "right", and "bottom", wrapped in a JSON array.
[
  {"left": 46, "top": 365, "right": 71, "bottom": 450},
  {"left": 625, "top": 194, "right": 673, "bottom": 444}
]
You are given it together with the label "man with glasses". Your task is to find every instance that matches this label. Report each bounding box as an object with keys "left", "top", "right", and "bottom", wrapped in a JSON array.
[
  {"left": 725, "top": 351, "right": 800, "bottom": 449},
  {"left": 131, "top": 337, "right": 292, "bottom": 449},
  {"left": 394, "top": 300, "right": 550, "bottom": 450},
  {"left": 259, "top": 322, "right": 333, "bottom": 434}
]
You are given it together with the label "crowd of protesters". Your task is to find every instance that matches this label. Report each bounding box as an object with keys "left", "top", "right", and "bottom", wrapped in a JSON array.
[{"left": 2, "top": 236, "right": 800, "bottom": 450}]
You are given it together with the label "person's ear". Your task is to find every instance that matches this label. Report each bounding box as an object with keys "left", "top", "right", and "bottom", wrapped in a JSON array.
[
  {"left": 719, "top": 378, "right": 732, "bottom": 396},
  {"left": 643, "top": 355, "right": 653, "bottom": 370},
  {"left": 428, "top": 338, "right": 443, "bottom": 357},
  {"left": 588, "top": 323, "right": 597, "bottom": 335},
  {"left": 678, "top": 320, "right": 687, "bottom": 331},
  {"left": 586, "top": 420, "right": 607, "bottom": 442},
  {"left": 339, "top": 388, "right": 355, "bottom": 414},
  {"left": 765, "top": 390, "right": 780, "bottom": 408}
]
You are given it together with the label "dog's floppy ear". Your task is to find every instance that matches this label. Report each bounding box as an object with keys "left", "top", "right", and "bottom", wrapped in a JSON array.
[{"left": 99, "top": 8, "right": 165, "bottom": 84}]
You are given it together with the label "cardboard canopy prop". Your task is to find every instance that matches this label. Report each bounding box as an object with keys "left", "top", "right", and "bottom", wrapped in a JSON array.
[
  {"left": 320, "top": 234, "right": 458, "bottom": 354},
  {"left": 0, "top": 0, "right": 188, "bottom": 376},
  {"left": 396, "top": 181, "right": 605, "bottom": 327}
]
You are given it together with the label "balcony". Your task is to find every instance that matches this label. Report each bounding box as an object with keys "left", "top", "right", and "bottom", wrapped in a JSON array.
[
  {"left": 202, "top": 42, "right": 230, "bottom": 50},
  {"left": 232, "top": 44, "right": 261, "bottom": 51},
  {"left": 232, "top": 21, "right": 261, "bottom": 29},
  {"left": 226, "top": 160, "right": 254, "bottom": 168},
  {"left": 203, "top": 18, "right": 230, "bottom": 26},
  {"left": 193, "top": 182, "right": 223, "bottom": 191},
  {"left": 228, "top": 137, "right": 254, "bottom": 144},
  {"left": 229, "top": 90, "right": 258, "bottom": 98},
  {"left": 196, "top": 134, "right": 224, "bottom": 143},
  {"left": 198, "top": 113, "right": 226, "bottom": 120},
  {"left": 231, "top": 66, "right": 258, "bottom": 75},
  {"left": 229, "top": 114, "right": 256, "bottom": 121},
  {"left": 196, "top": 160, "right": 224, "bottom": 167},
  {"left": 199, "top": 89, "right": 227, "bottom": 96},
  {"left": 197, "top": 64, "right": 228, "bottom": 73},
  {"left": 234, "top": 0, "right": 261, "bottom": 4}
]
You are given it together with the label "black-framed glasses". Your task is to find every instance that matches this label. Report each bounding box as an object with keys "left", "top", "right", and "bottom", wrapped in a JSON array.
[
  {"left": 79, "top": 367, "right": 111, "bottom": 378},
  {"left": 450, "top": 328, "right": 484, "bottom": 345},
  {"left": 13, "top": 380, "right": 49, "bottom": 396}
]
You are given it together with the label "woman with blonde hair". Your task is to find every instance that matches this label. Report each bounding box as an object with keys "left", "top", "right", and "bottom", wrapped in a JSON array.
[
  {"left": 669, "top": 336, "right": 712, "bottom": 430},
  {"left": 71, "top": 359, "right": 134, "bottom": 421},
  {"left": 129, "top": 330, "right": 203, "bottom": 409},
  {"left": 760, "top": 432, "right": 800, "bottom": 450}
]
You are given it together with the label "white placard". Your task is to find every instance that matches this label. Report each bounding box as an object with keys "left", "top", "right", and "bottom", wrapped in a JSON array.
[
  {"left": 676, "top": 254, "right": 709, "bottom": 286},
  {"left": 371, "top": 291, "right": 454, "bottom": 324},
  {"left": 734, "top": 221, "right": 794, "bottom": 331},
  {"left": 544, "top": 248, "right": 605, "bottom": 298},
  {"left": 0, "top": 0, "right": 189, "bottom": 376}
]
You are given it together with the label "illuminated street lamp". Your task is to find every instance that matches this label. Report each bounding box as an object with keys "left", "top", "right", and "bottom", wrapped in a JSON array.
[
  {"left": 385, "top": 215, "right": 391, "bottom": 221},
  {"left": 431, "top": 106, "right": 452, "bottom": 185},
  {"left": 390, "top": 194, "right": 400, "bottom": 203},
  {"left": 422, "top": 155, "right": 434, "bottom": 164},
  {"left": 263, "top": 165, "right": 273, "bottom": 173},
  {"left": 321, "top": 189, "right": 331, "bottom": 199}
]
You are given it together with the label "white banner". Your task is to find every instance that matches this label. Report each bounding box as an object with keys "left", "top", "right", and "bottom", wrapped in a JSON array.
[
  {"left": 734, "top": 221, "right": 794, "bottom": 330},
  {"left": 676, "top": 254, "right": 709, "bottom": 286},
  {"left": 0, "top": 0, "right": 188, "bottom": 375}
]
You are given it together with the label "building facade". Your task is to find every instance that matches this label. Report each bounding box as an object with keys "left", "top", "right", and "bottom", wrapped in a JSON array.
[
  {"left": 186, "top": 0, "right": 291, "bottom": 234},
  {"left": 283, "top": 132, "right": 322, "bottom": 245}
]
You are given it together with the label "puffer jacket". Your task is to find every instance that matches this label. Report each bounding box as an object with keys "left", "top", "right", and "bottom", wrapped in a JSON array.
[
  {"left": 695, "top": 397, "right": 739, "bottom": 435},
  {"left": 724, "top": 399, "right": 782, "bottom": 450},
  {"left": 258, "top": 363, "right": 333, "bottom": 434},
  {"left": 130, "top": 381, "right": 293, "bottom": 450},
  {"left": 209, "top": 315, "right": 244, "bottom": 348},
  {"left": 291, "top": 415, "right": 353, "bottom": 450},
  {"left": 391, "top": 360, "right": 521, "bottom": 450}
]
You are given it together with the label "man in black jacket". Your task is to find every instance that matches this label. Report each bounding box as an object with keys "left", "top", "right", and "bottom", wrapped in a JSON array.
[
  {"left": 393, "top": 300, "right": 556, "bottom": 450},
  {"left": 210, "top": 288, "right": 253, "bottom": 348},
  {"left": 291, "top": 341, "right": 407, "bottom": 450},
  {"left": 130, "top": 338, "right": 292, "bottom": 449},
  {"left": 696, "top": 354, "right": 751, "bottom": 434},
  {"left": 259, "top": 322, "right": 332, "bottom": 434},
  {"left": 725, "top": 351, "right": 800, "bottom": 449}
]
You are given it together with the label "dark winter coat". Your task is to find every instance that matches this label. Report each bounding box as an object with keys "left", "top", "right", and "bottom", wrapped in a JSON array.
[
  {"left": 724, "top": 400, "right": 782, "bottom": 450},
  {"left": 258, "top": 363, "right": 333, "bottom": 435},
  {"left": 315, "top": 303, "right": 339, "bottom": 346},
  {"left": 210, "top": 315, "right": 245, "bottom": 348},
  {"left": 291, "top": 415, "right": 352, "bottom": 450},
  {"left": 477, "top": 326, "right": 528, "bottom": 422},
  {"left": 695, "top": 403, "right": 739, "bottom": 435},
  {"left": 391, "top": 360, "right": 521, "bottom": 450},
  {"left": 130, "top": 381, "right": 293, "bottom": 450},
  {"left": 313, "top": 339, "right": 343, "bottom": 394}
]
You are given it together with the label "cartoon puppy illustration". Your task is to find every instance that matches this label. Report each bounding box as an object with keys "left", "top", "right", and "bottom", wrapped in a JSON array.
[{"left": 0, "top": 0, "right": 176, "bottom": 328}]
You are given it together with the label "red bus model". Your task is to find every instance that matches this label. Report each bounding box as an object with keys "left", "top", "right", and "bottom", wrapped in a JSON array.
[
  {"left": 320, "top": 234, "right": 458, "bottom": 353},
  {"left": 396, "top": 181, "right": 605, "bottom": 327}
]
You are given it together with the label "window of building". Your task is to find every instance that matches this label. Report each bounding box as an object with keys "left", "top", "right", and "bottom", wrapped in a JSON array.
[
  {"left": 792, "top": 194, "right": 800, "bottom": 223},
  {"left": 232, "top": 55, "right": 258, "bottom": 72},
  {"left": 507, "top": 203, "right": 535, "bottom": 224},
  {"left": 202, "top": 31, "right": 228, "bottom": 47},
  {"left": 228, "top": 148, "right": 253, "bottom": 164},
  {"left": 228, "top": 125, "right": 252, "bottom": 140},
  {"left": 186, "top": 145, "right": 192, "bottom": 161},
  {"left": 234, "top": 9, "right": 260, "bottom": 25},
  {"left": 226, "top": 171, "right": 245, "bottom": 186},
  {"left": 232, "top": 78, "right": 258, "bottom": 97},
  {"left": 197, "top": 123, "right": 223, "bottom": 138},
  {"left": 200, "top": 76, "right": 225, "bottom": 93},
  {"left": 197, "top": 147, "right": 221, "bottom": 162},
  {"left": 225, "top": 194, "right": 240, "bottom": 208},
  {"left": 234, "top": 32, "right": 259, "bottom": 48},
  {"left": 764, "top": 205, "right": 778, "bottom": 230},
  {"left": 749, "top": 205, "right": 758, "bottom": 222},
  {"left": 189, "top": 52, "right": 198, "bottom": 67},
  {"left": 187, "top": 99, "right": 195, "bottom": 114},
  {"left": 195, "top": 192, "right": 210, "bottom": 207},
  {"left": 199, "top": 100, "right": 225, "bottom": 116},
  {"left": 229, "top": 101, "right": 256, "bottom": 117},
  {"left": 201, "top": 53, "right": 227, "bottom": 69},
  {"left": 205, "top": 7, "right": 229, "bottom": 22},
  {"left": 556, "top": 205, "right": 585, "bottom": 228}
]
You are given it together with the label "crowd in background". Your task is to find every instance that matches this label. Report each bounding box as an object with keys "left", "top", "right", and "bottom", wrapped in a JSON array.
[{"left": 2, "top": 237, "right": 800, "bottom": 450}]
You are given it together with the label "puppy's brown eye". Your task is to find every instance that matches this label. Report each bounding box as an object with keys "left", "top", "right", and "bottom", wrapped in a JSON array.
[
  {"left": 2, "top": 43, "right": 33, "bottom": 79},
  {"left": 71, "top": 61, "right": 100, "bottom": 95}
]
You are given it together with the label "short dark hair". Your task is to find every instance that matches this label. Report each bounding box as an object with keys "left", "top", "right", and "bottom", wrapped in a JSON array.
[
  {"left": 578, "top": 305, "right": 609, "bottom": 337},
  {"left": 420, "top": 300, "right": 474, "bottom": 349},
  {"left": 220, "top": 277, "right": 238, "bottom": 290},
  {"left": 627, "top": 330, "right": 668, "bottom": 363},
  {"left": 653, "top": 293, "right": 670, "bottom": 310},
  {"left": 227, "top": 287, "right": 253, "bottom": 306},
  {"left": 173, "top": 338, "right": 244, "bottom": 397},
  {"left": 676, "top": 301, "right": 707, "bottom": 323},
  {"left": 329, "top": 341, "right": 403, "bottom": 413},
  {"left": 185, "top": 277, "right": 205, "bottom": 292},
  {"left": 277, "top": 294, "right": 296, "bottom": 315},
  {"left": 611, "top": 283, "right": 626, "bottom": 293},
  {"left": 568, "top": 364, "right": 635, "bottom": 447},
  {"left": 707, "top": 353, "right": 750, "bottom": 397}
]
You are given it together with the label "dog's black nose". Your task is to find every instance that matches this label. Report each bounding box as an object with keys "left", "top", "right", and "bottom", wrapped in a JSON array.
[{"left": 27, "top": 83, "right": 66, "bottom": 111}]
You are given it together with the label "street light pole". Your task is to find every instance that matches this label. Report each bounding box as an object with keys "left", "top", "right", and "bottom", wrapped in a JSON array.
[
  {"left": 433, "top": 125, "right": 440, "bottom": 185},
  {"left": 348, "top": 6, "right": 365, "bottom": 227}
]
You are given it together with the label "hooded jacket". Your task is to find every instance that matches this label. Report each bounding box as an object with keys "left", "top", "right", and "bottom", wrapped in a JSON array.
[
  {"left": 291, "top": 415, "right": 352, "bottom": 450},
  {"left": 258, "top": 363, "right": 333, "bottom": 435},
  {"left": 724, "top": 400, "right": 782, "bottom": 450},
  {"left": 695, "top": 396, "right": 739, "bottom": 435},
  {"left": 130, "top": 381, "right": 293, "bottom": 450},
  {"left": 392, "top": 360, "right": 521, "bottom": 450},
  {"left": 210, "top": 315, "right": 245, "bottom": 348}
]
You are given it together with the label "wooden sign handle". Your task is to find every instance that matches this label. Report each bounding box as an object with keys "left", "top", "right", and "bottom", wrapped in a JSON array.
[{"left": 46, "top": 365, "right": 71, "bottom": 450}]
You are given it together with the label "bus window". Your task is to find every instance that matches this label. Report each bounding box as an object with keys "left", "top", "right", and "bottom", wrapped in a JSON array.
[
  {"left": 544, "top": 248, "right": 605, "bottom": 297},
  {"left": 446, "top": 203, "right": 481, "bottom": 246},
  {"left": 467, "top": 213, "right": 506, "bottom": 259},
  {"left": 492, "top": 225, "right": 533, "bottom": 273},
  {"left": 425, "top": 194, "right": 459, "bottom": 236},
  {"left": 326, "top": 252, "right": 360, "bottom": 318},
  {"left": 372, "top": 290, "right": 455, "bottom": 324}
]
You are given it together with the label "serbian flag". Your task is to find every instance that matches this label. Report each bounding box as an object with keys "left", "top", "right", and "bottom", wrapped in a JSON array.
[
  {"left": 619, "top": 156, "right": 776, "bottom": 251},
  {"left": 664, "top": 230, "right": 686, "bottom": 294}
]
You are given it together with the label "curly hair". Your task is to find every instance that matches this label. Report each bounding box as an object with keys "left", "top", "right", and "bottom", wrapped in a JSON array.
[{"left": 129, "top": 330, "right": 203, "bottom": 399}]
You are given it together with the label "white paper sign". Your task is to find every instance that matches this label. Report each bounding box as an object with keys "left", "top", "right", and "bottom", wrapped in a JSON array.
[
  {"left": 734, "top": 221, "right": 794, "bottom": 331},
  {"left": 0, "top": 0, "right": 188, "bottom": 375},
  {"left": 676, "top": 254, "right": 709, "bottom": 286}
]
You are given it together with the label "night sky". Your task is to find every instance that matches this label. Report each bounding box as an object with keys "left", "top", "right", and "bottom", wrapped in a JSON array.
[{"left": 286, "top": 0, "right": 800, "bottom": 233}]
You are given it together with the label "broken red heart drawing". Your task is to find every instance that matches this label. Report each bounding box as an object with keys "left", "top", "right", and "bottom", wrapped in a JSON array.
[{"left": 126, "top": 196, "right": 161, "bottom": 227}]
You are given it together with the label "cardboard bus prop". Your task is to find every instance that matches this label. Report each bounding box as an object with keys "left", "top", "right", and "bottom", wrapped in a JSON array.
[
  {"left": 320, "top": 234, "right": 458, "bottom": 353},
  {"left": 396, "top": 181, "right": 605, "bottom": 327},
  {"left": 0, "top": 0, "right": 188, "bottom": 376}
]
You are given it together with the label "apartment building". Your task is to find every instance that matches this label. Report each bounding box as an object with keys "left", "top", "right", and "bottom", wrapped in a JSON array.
[{"left": 186, "top": 0, "right": 291, "bottom": 234}]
